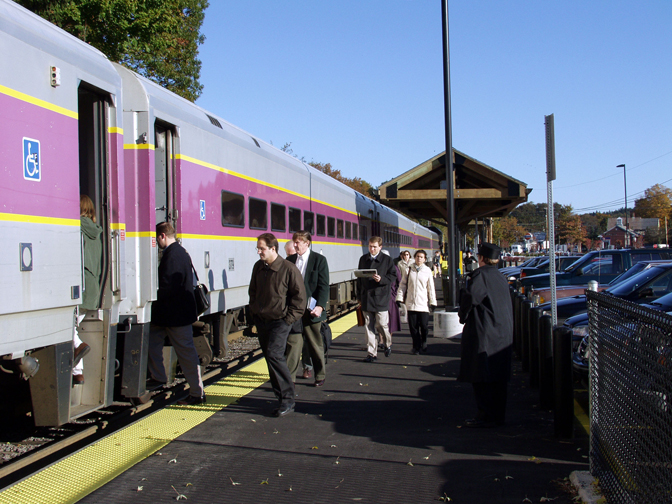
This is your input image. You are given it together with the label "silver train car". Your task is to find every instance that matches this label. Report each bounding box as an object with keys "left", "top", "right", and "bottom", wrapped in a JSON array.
[{"left": 0, "top": 0, "right": 440, "bottom": 426}]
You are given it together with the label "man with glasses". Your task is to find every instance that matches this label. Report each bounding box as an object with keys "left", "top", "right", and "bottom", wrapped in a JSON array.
[{"left": 249, "top": 233, "right": 306, "bottom": 416}]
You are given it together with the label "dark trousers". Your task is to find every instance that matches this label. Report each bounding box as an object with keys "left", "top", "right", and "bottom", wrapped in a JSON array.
[
  {"left": 256, "top": 318, "right": 295, "bottom": 406},
  {"left": 408, "top": 311, "right": 429, "bottom": 350},
  {"left": 472, "top": 381, "right": 508, "bottom": 424}
]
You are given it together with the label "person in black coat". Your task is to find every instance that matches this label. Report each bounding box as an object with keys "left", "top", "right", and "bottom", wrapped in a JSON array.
[
  {"left": 148, "top": 221, "right": 205, "bottom": 405},
  {"left": 458, "top": 242, "right": 513, "bottom": 427},
  {"left": 357, "top": 236, "right": 398, "bottom": 362}
]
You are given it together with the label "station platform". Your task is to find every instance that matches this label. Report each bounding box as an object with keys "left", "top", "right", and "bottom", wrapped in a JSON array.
[{"left": 1, "top": 293, "right": 589, "bottom": 503}]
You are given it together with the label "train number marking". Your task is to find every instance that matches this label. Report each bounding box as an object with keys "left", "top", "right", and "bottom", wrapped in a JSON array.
[
  {"left": 23, "top": 137, "right": 41, "bottom": 181},
  {"left": 200, "top": 200, "right": 206, "bottom": 220}
]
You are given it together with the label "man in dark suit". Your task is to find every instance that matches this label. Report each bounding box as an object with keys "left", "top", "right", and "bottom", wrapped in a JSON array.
[
  {"left": 357, "top": 236, "right": 398, "bottom": 362},
  {"left": 148, "top": 221, "right": 205, "bottom": 405},
  {"left": 285, "top": 231, "right": 330, "bottom": 387}
]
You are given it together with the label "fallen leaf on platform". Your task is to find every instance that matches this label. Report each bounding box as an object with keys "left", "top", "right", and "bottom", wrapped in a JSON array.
[
  {"left": 494, "top": 478, "right": 500, "bottom": 482},
  {"left": 136, "top": 486, "right": 143, "bottom": 492},
  {"left": 251, "top": 419, "right": 256, "bottom": 423},
  {"left": 331, "top": 444, "right": 337, "bottom": 448},
  {"left": 277, "top": 470, "right": 283, "bottom": 477},
  {"left": 407, "top": 459, "right": 414, "bottom": 466},
  {"left": 169, "top": 457, "right": 178, "bottom": 464},
  {"left": 438, "top": 493, "right": 452, "bottom": 502},
  {"left": 423, "top": 454, "right": 431, "bottom": 460},
  {"left": 171, "top": 485, "right": 187, "bottom": 500},
  {"left": 229, "top": 478, "right": 241, "bottom": 486},
  {"left": 287, "top": 486, "right": 292, "bottom": 491},
  {"left": 540, "top": 497, "right": 558, "bottom": 502},
  {"left": 273, "top": 429, "right": 279, "bottom": 434},
  {"left": 505, "top": 475, "right": 514, "bottom": 480},
  {"left": 311, "top": 446, "right": 319, "bottom": 450},
  {"left": 522, "top": 497, "right": 532, "bottom": 503},
  {"left": 260, "top": 478, "right": 269, "bottom": 485},
  {"left": 185, "top": 483, "right": 193, "bottom": 487}
]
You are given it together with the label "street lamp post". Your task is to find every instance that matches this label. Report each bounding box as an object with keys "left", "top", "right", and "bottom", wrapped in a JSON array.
[{"left": 617, "top": 164, "right": 628, "bottom": 246}]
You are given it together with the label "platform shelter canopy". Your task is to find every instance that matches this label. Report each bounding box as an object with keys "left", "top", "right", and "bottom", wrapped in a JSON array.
[{"left": 377, "top": 149, "right": 531, "bottom": 228}]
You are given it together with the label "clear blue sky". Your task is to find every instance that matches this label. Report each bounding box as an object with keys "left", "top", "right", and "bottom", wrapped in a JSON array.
[{"left": 197, "top": 1, "right": 672, "bottom": 215}]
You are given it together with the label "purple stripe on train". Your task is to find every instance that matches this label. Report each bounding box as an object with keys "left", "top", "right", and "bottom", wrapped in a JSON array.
[{"left": 0, "top": 94, "right": 79, "bottom": 219}]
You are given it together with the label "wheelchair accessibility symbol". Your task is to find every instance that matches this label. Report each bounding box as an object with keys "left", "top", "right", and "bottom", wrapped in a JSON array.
[{"left": 23, "top": 138, "right": 41, "bottom": 181}]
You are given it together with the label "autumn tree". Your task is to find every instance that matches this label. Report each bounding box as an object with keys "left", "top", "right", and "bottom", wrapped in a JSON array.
[
  {"left": 634, "top": 184, "right": 672, "bottom": 222},
  {"left": 18, "top": 0, "right": 208, "bottom": 101},
  {"left": 493, "top": 216, "right": 527, "bottom": 247},
  {"left": 557, "top": 214, "right": 587, "bottom": 250}
]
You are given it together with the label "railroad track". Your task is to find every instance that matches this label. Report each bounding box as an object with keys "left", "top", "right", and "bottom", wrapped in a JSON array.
[{"left": 0, "top": 307, "right": 354, "bottom": 490}]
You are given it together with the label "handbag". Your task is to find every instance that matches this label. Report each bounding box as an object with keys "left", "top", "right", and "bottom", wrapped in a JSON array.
[
  {"left": 191, "top": 264, "right": 210, "bottom": 315},
  {"left": 356, "top": 305, "right": 365, "bottom": 327}
]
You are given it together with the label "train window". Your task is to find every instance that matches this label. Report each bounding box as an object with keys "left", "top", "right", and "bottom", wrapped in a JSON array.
[
  {"left": 289, "top": 207, "right": 301, "bottom": 233},
  {"left": 249, "top": 198, "right": 267, "bottom": 230},
  {"left": 345, "top": 221, "right": 351, "bottom": 239},
  {"left": 271, "top": 203, "right": 286, "bottom": 232},
  {"left": 327, "top": 217, "right": 335, "bottom": 237},
  {"left": 316, "top": 214, "right": 326, "bottom": 236},
  {"left": 360, "top": 224, "right": 368, "bottom": 242},
  {"left": 337, "top": 219, "right": 344, "bottom": 238},
  {"left": 221, "top": 191, "right": 245, "bottom": 227},
  {"left": 352, "top": 222, "right": 358, "bottom": 240},
  {"left": 303, "top": 211, "right": 314, "bottom": 235}
]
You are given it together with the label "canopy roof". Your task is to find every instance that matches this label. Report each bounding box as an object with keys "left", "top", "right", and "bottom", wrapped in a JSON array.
[{"left": 377, "top": 149, "right": 531, "bottom": 228}]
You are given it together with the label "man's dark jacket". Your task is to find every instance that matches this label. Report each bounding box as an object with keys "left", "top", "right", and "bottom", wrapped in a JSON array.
[
  {"left": 249, "top": 256, "right": 306, "bottom": 326},
  {"left": 287, "top": 251, "right": 330, "bottom": 323},
  {"left": 457, "top": 265, "right": 513, "bottom": 383},
  {"left": 357, "top": 252, "right": 397, "bottom": 312},
  {"left": 152, "top": 242, "right": 197, "bottom": 327}
]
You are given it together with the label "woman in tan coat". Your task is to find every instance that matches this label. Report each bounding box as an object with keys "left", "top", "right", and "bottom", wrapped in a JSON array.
[{"left": 396, "top": 250, "right": 437, "bottom": 354}]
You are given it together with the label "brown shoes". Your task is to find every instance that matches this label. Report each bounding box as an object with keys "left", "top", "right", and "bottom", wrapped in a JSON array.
[
  {"left": 301, "top": 368, "right": 312, "bottom": 379},
  {"left": 74, "top": 342, "right": 91, "bottom": 367}
]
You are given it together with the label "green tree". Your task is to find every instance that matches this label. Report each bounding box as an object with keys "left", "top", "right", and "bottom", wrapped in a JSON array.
[
  {"left": 634, "top": 184, "right": 672, "bottom": 222},
  {"left": 18, "top": 0, "right": 208, "bottom": 101},
  {"left": 557, "top": 214, "right": 586, "bottom": 250}
]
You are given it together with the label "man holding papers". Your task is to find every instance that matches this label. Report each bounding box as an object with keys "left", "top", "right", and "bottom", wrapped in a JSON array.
[{"left": 284, "top": 231, "right": 330, "bottom": 387}]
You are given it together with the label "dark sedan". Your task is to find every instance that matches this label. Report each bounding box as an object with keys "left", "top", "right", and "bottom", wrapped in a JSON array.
[{"left": 541, "top": 262, "right": 672, "bottom": 324}]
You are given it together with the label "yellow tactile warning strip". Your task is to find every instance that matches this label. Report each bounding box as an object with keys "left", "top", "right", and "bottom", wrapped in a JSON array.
[{"left": 0, "top": 314, "right": 356, "bottom": 504}]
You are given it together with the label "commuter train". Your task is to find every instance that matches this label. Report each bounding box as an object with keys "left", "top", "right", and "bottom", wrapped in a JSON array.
[{"left": 0, "top": 0, "right": 440, "bottom": 426}]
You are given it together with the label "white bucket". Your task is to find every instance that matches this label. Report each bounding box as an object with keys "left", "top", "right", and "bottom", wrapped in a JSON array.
[{"left": 433, "top": 310, "right": 463, "bottom": 339}]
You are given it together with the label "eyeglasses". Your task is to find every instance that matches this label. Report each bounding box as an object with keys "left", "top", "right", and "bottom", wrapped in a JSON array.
[{"left": 255, "top": 247, "right": 269, "bottom": 252}]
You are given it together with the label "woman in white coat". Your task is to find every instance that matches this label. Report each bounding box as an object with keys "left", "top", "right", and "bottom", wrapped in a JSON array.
[{"left": 396, "top": 250, "right": 437, "bottom": 354}]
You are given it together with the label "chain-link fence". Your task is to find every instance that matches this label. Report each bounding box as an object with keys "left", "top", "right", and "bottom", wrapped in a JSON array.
[{"left": 587, "top": 290, "right": 672, "bottom": 503}]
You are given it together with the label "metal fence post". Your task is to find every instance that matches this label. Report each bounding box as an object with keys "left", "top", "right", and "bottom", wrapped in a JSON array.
[
  {"left": 553, "top": 325, "right": 574, "bottom": 438},
  {"left": 521, "top": 300, "right": 533, "bottom": 372},
  {"left": 538, "top": 315, "right": 554, "bottom": 410},
  {"left": 529, "top": 307, "right": 542, "bottom": 389}
]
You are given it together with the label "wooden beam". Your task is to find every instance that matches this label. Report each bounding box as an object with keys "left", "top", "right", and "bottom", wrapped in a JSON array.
[
  {"left": 387, "top": 188, "right": 504, "bottom": 200},
  {"left": 429, "top": 200, "right": 449, "bottom": 220}
]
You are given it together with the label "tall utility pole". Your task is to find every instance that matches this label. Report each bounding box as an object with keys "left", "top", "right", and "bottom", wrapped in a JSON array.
[
  {"left": 441, "top": 0, "right": 457, "bottom": 308},
  {"left": 617, "top": 164, "right": 628, "bottom": 246}
]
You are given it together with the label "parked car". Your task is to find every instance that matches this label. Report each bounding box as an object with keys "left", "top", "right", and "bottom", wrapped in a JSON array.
[
  {"left": 506, "top": 255, "right": 581, "bottom": 284},
  {"left": 517, "top": 248, "right": 672, "bottom": 294},
  {"left": 541, "top": 262, "right": 672, "bottom": 325},
  {"left": 530, "top": 259, "right": 672, "bottom": 304},
  {"left": 569, "top": 289, "right": 672, "bottom": 382}
]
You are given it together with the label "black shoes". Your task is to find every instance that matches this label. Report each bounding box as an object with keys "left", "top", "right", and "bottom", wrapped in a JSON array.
[
  {"left": 273, "top": 403, "right": 295, "bottom": 417},
  {"left": 146, "top": 378, "right": 167, "bottom": 389},
  {"left": 411, "top": 348, "right": 420, "bottom": 355},
  {"left": 364, "top": 355, "right": 377, "bottom": 363},
  {"left": 314, "top": 379, "right": 326, "bottom": 387},
  {"left": 378, "top": 343, "right": 385, "bottom": 351},
  {"left": 421, "top": 342, "right": 428, "bottom": 352},
  {"left": 384, "top": 346, "right": 392, "bottom": 357},
  {"left": 463, "top": 418, "right": 501, "bottom": 428},
  {"left": 178, "top": 395, "right": 206, "bottom": 406}
]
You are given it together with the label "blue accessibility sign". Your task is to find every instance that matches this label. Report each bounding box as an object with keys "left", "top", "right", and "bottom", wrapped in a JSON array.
[
  {"left": 200, "top": 200, "right": 206, "bottom": 220},
  {"left": 23, "top": 137, "right": 41, "bottom": 181}
]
